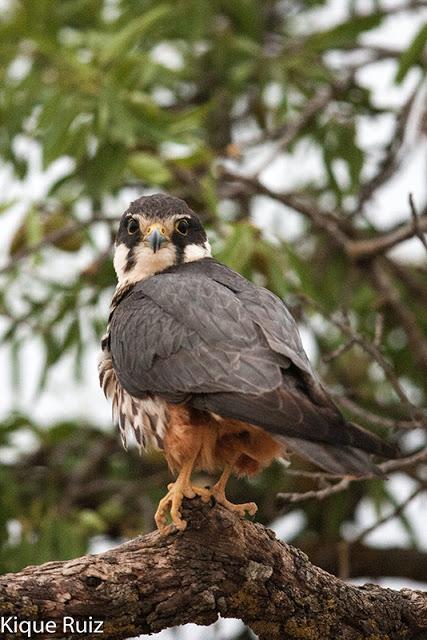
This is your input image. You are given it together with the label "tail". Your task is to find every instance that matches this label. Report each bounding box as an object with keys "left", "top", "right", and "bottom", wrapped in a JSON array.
[
  {"left": 281, "top": 422, "right": 399, "bottom": 478},
  {"left": 282, "top": 437, "right": 381, "bottom": 477},
  {"left": 345, "top": 421, "right": 399, "bottom": 459}
]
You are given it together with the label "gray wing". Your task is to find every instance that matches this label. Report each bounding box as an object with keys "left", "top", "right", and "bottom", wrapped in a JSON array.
[
  {"left": 110, "top": 263, "right": 396, "bottom": 466},
  {"left": 110, "top": 274, "right": 288, "bottom": 401}
]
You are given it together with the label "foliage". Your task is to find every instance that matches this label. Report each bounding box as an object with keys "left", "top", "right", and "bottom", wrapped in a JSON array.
[{"left": 0, "top": 1, "right": 426, "bottom": 632}]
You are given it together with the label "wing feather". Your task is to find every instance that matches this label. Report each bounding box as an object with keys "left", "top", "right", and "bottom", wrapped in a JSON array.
[{"left": 109, "top": 259, "right": 398, "bottom": 465}]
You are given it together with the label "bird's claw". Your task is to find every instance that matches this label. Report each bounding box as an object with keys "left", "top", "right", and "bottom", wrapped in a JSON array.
[
  {"left": 155, "top": 482, "right": 188, "bottom": 534},
  {"left": 197, "top": 483, "right": 258, "bottom": 517},
  {"left": 155, "top": 480, "right": 258, "bottom": 534},
  {"left": 212, "top": 492, "right": 258, "bottom": 517},
  {"left": 155, "top": 482, "right": 210, "bottom": 534}
]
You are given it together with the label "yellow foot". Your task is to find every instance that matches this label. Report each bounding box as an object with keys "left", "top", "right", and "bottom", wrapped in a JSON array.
[
  {"left": 199, "top": 485, "right": 258, "bottom": 517},
  {"left": 216, "top": 494, "right": 258, "bottom": 517},
  {"left": 155, "top": 482, "right": 210, "bottom": 534}
]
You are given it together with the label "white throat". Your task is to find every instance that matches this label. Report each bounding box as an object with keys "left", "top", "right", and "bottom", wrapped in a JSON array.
[{"left": 114, "top": 240, "right": 212, "bottom": 285}]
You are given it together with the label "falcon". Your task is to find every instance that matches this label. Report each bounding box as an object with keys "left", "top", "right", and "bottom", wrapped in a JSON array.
[{"left": 99, "top": 194, "right": 397, "bottom": 534}]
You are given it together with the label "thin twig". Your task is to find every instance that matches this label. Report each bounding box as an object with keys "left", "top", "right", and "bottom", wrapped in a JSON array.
[
  {"left": 355, "top": 89, "right": 417, "bottom": 211},
  {"left": 277, "top": 447, "right": 427, "bottom": 506},
  {"left": 276, "top": 477, "right": 351, "bottom": 506},
  {"left": 337, "top": 540, "right": 350, "bottom": 580},
  {"left": 284, "top": 468, "right": 343, "bottom": 480},
  {"left": 409, "top": 193, "right": 427, "bottom": 254},
  {"left": 0, "top": 214, "right": 119, "bottom": 276},
  {"left": 374, "top": 313, "right": 384, "bottom": 348},
  {"left": 322, "top": 338, "right": 356, "bottom": 363},
  {"left": 386, "top": 257, "right": 427, "bottom": 302},
  {"left": 220, "top": 170, "right": 352, "bottom": 250},
  {"left": 332, "top": 311, "right": 424, "bottom": 422},
  {"left": 346, "top": 215, "right": 427, "bottom": 259},
  {"left": 331, "top": 394, "right": 424, "bottom": 431},
  {"left": 369, "top": 259, "right": 427, "bottom": 372},
  {"left": 351, "top": 484, "right": 424, "bottom": 545},
  {"left": 221, "top": 169, "right": 427, "bottom": 260},
  {"left": 251, "top": 76, "right": 354, "bottom": 177},
  {"left": 380, "top": 445, "right": 427, "bottom": 474},
  {"left": 295, "top": 292, "right": 425, "bottom": 425}
]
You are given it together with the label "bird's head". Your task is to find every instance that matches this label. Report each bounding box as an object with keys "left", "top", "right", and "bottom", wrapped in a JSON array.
[{"left": 113, "top": 194, "right": 211, "bottom": 284}]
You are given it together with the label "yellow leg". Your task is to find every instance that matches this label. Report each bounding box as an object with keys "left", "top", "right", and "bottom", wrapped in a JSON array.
[
  {"left": 202, "top": 463, "right": 258, "bottom": 517},
  {"left": 155, "top": 448, "right": 213, "bottom": 534},
  {"left": 154, "top": 458, "right": 257, "bottom": 534}
]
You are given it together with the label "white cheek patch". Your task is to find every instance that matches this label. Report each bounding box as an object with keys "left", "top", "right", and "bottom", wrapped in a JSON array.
[
  {"left": 114, "top": 239, "right": 211, "bottom": 284},
  {"left": 183, "top": 240, "right": 212, "bottom": 263},
  {"left": 113, "top": 244, "right": 130, "bottom": 281}
]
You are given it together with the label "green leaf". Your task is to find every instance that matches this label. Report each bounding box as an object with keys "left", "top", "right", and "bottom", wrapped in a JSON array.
[
  {"left": 305, "top": 13, "right": 382, "bottom": 51},
  {"left": 395, "top": 24, "right": 427, "bottom": 83},
  {"left": 100, "top": 5, "right": 170, "bottom": 63},
  {"left": 62, "top": 317, "right": 80, "bottom": 352},
  {"left": 216, "top": 223, "right": 257, "bottom": 275},
  {"left": 255, "top": 242, "right": 289, "bottom": 298},
  {"left": 78, "top": 509, "right": 106, "bottom": 533},
  {"left": 40, "top": 96, "right": 81, "bottom": 167},
  {"left": 199, "top": 174, "right": 218, "bottom": 215},
  {"left": 127, "top": 152, "right": 172, "bottom": 185},
  {"left": 25, "top": 208, "right": 44, "bottom": 247},
  {"left": 0, "top": 199, "right": 16, "bottom": 215},
  {"left": 81, "top": 143, "right": 128, "bottom": 195}
]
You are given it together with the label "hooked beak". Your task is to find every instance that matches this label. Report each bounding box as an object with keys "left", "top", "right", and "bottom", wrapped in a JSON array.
[{"left": 144, "top": 224, "right": 168, "bottom": 253}]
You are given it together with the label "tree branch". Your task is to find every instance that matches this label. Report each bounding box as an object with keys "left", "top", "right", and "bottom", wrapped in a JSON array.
[
  {"left": 298, "top": 539, "right": 427, "bottom": 582},
  {"left": 368, "top": 259, "right": 427, "bottom": 372},
  {"left": 220, "top": 169, "right": 427, "bottom": 260},
  {"left": 249, "top": 75, "right": 354, "bottom": 176},
  {"left": 1, "top": 499, "right": 426, "bottom": 640},
  {"left": 347, "top": 214, "right": 427, "bottom": 260},
  {"left": 276, "top": 446, "right": 427, "bottom": 505},
  {"left": 0, "top": 215, "right": 119, "bottom": 276}
]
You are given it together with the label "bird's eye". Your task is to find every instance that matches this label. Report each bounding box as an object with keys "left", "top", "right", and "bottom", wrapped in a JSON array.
[
  {"left": 175, "top": 219, "right": 189, "bottom": 235},
  {"left": 126, "top": 217, "right": 139, "bottom": 234}
]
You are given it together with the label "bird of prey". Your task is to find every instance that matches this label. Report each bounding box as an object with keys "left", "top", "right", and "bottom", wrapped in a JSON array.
[{"left": 99, "top": 193, "right": 397, "bottom": 534}]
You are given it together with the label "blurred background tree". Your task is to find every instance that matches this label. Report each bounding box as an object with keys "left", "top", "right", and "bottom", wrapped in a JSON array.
[{"left": 0, "top": 0, "right": 426, "bottom": 637}]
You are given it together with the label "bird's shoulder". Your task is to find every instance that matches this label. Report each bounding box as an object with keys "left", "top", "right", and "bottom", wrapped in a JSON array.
[
  {"left": 130, "top": 257, "right": 250, "bottom": 297},
  {"left": 112, "top": 257, "right": 312, "bottom": 375},
  {"left": 112, "top": 259, "right": 257, "bottom": 348},
  {"left": 112, "top": 258, "right": 252, "bottom": 327}
]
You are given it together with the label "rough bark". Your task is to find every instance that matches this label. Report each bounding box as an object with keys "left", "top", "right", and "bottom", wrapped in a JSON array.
[{"left": 0, "top": 499, "right": 426, "bottom": 640}]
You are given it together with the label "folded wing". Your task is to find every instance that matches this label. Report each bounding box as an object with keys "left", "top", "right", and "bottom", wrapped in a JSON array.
[{"left": 109, "top": 259, "right": 398, "bottom": 475}]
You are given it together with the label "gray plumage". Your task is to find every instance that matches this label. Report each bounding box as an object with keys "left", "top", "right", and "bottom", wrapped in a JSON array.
[{"left": 109, "top": 257, "right": 397, "bottom": 476}]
